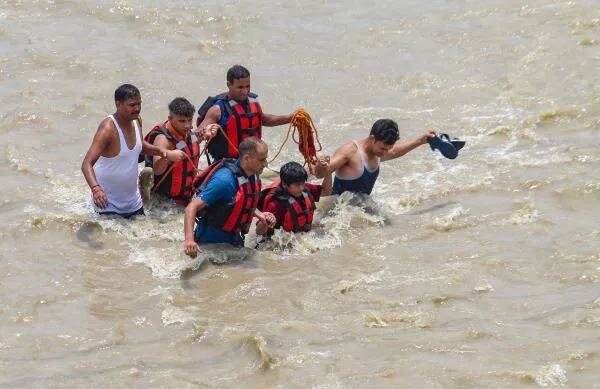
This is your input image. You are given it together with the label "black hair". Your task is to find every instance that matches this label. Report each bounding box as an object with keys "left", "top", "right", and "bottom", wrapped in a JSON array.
[
  {"left": 114, "top": 84, "right": 140, "bottom": 102},
  {"left": 168, "top": 97, "right": 195, "bottom": 117},
  {"left": 227, "top": 65, "right": 250, "bottom": 83},
  {"left": 280, "top": 162, "right": 308, "bottom": 185},
  {"left": 369, "top": 119, "right": 400, "bottom": 144},
  {"left": 238, "top": 137, "right": 266, "bottom": 159}
]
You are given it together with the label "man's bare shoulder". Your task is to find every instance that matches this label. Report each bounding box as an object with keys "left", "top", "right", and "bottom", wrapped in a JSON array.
[
  {"left": 335, "top": 141, "right": 358, "bottom": 156},
  {"left": 208, "top": 105, "right": 222, "bottom": 118},
  {"left": 152, "top": 133, "right": 170, "bottom": 147},
  {"left": 199, "top": 105, "right": 221, "bottom": 128},
  {"left": 97, "top": 116, "right": 117, "bottom": 134}
]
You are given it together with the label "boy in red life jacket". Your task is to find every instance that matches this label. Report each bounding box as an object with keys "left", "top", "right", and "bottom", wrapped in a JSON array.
[
  {"left": 196, "top": 65, "right": 295, "bottom": 161},
  {"left": 256, "top": 160, "right": 332, "bottom": 236},
  {"left": 143, "top": 97, "right": 202, "bottom": 204}
]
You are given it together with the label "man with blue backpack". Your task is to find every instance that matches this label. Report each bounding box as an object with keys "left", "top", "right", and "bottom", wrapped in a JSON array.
[{"left": 196, "top": 65, "right": 294, "bottom": 162}]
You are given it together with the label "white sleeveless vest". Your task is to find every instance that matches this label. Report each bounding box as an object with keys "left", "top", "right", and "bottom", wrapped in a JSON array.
[{"left": 92, "top": 115, "right": 143, "bottom": 214}]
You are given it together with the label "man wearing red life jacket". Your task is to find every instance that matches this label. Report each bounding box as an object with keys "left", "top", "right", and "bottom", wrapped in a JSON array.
[
  {"left": 196, "top": 65, "right": 294, "bottom": 161},
  {"left": 183, "top": 137, "right": 276, "bottom": 258},
  {"left": 256, "top": 161, "right": 332, "bottom": 236},
  {"left": 144, "top": 97, "right": 201, "bottom": 204}
]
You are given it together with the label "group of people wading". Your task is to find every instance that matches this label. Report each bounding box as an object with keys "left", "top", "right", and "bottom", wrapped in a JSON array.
[{"left": 81, "top": 65, "right": 436, "bottom": 258}]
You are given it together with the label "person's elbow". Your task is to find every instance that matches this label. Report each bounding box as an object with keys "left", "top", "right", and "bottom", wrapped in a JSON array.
[
  {"left": 184, "top": 199, "right": 201, "bottom": 218},
  {"left": 81, "top": 156, "right": 92, "bottom": 175}
]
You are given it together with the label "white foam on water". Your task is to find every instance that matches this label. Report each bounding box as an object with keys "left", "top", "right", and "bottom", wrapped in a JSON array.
[
  {"left": 128, "top": 239, "right": 254, "bottom": 276},
  {"left": 252, "top": 193, "right": 387, "bottom": 257},
  {"left": 352, "top": 105, "right": 438, "bottom": 119},
  {"left": 128, "top": 246, "right": 205, "bottom": 279},
  {"left": 217, "top": 279, "right": 270, "bottom": 303},
  {"left": 375, "top": 149, "right": 499, "bottom": 215},
  {"left": 201, "top": 244, "right": 256, "bottom": 265},
  {"left": 504, "top": 198, "right": 540, "bottom": 226},
  {"left": 161, "top": 304, "right": 197, "bottom": 327},
  {"left": 23, "top": 204, "right": 41, "bottom": 214},
  {"left": 535, "top": 363, "right": 567, "bottom": 387},
  {"left": 255, "top": 224, "right": 345, "bottom": 256},
  {"left": 336, "top": 270, "right": 385, "bottom": 295},
  {"left": 513, "top": 150, "right": 573, "bottom": 168},
  {"left": 312, "top": 378, "right": 346, "bottom": 389},
  {"left": 47, "top": 173, "right": 93, "bottom": 215},
  {"left": 473, "top": 283, "right": 495, "bottom": 293},
  {"left": 430, "top": 205, "right": 478, "bottom": 232},
  {"left": 147, "top": 285, "right": 174, "bottom": 297}
]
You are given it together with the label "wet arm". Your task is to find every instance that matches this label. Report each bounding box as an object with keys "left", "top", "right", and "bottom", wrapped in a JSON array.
[
  {"left": 184, "top": 198, "right": 207, "bottom": 241},
  {"left": 254, "top": 208, "right": 276, "bottom": 236},
  {"left": 196, "top": 105, "right": 221, "bottom": 136},
  {"left": 183, "top": 197, "right": 208, "bottom": 257},
  {"left": 320, "top": 169, "right": 333, "bottom": 196},
  {"left": 141, "top": 139, "right": 168, "bottom": 158},
  {"left": 255, "top": 210, "right": 270, "bottom": 236},
  {"left": 262, "top": 112, "right": 292, "bottom": 127},
  {"left": 142, "top": 136, "right": 184, "bottom": 162},
  {"left": 313, "top": 143, "right": 352, "bottom": 178},
  {"left": 81, "top": 121, "right": 112, "bottom": 189},
  {"left": 151, "top": 135, "right": 172, "bottom": 176},
  {"left": 381, "top": 131, "right": 435, "bottom": 161}
]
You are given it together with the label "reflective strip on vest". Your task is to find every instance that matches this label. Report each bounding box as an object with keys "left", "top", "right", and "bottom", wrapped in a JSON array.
[{"left": 223, "top": 99, "right": 262, "bottom": 158}]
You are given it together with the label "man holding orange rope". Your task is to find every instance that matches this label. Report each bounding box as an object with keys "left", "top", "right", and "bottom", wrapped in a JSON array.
[{"left": 196, "top": 65, "right": 294, "bottom": 161}]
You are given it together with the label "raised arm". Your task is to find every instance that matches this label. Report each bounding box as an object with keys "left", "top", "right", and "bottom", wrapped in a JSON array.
[
  {"left": 183, "top": 197, "right": 207, "bottom": 258},
  {"left": 380, "top": 130, "right": 436, "bottom": 161},
  {"left": 317, "top": 156, "right": 333, "bottom": 196}
]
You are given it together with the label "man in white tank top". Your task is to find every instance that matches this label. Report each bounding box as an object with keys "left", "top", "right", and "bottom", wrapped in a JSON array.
[{"left": 81, "top": 84, "right": 186, "bottom": 218}]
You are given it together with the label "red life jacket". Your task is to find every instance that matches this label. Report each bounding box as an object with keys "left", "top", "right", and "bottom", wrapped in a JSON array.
[
  {"left": 261, "top": 179, "right": 316, "bottom": 233},
  {"left": 144, "top": 123, "right": 200, "bottom": 203},
  {"left": 203, "top": 93, "right": 263, "bottom": 160},
  {"left": 195, "top": 159, "right": 261, "bottom": 234}
]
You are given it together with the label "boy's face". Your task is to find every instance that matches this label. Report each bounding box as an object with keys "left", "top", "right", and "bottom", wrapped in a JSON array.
[
  {"left": 169, "top": 114, "right": 194, "bottom": 137},
  {"left": 283, "top": 182, "right": 306, "bottom": 197}
]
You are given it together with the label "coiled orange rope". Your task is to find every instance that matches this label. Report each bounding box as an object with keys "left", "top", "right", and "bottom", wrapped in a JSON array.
[{"left": 269, "top": 109, "right": 323, "bottom": 175}]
